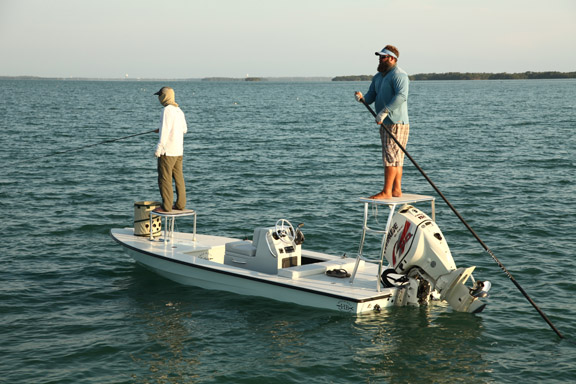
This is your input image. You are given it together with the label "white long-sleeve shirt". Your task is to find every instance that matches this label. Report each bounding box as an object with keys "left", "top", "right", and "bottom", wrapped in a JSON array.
[{"left": 155, "top": 105, "right": 188, "bottom": 156}]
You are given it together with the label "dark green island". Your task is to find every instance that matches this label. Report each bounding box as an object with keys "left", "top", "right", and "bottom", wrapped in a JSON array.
[{"left": 332, "top": 71, "right": 576, "bottom": 81}]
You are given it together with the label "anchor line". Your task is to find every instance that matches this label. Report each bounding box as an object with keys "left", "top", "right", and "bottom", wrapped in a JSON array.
[{"left": 360, "top": 99, "right": 564, "bottom": 339}]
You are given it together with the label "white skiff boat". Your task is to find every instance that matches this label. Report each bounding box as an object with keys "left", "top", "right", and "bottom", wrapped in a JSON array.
[{"left": 110, "top": 194, "right": 491, "bottom": 314}]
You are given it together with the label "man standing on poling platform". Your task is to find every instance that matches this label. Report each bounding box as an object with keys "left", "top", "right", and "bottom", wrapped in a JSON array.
[{"left": 355, "top": 45, "right": 410, "bottom": 199}]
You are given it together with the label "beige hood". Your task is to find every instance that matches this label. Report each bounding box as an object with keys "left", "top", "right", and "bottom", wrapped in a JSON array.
[{"left": 155, "top": 87, "right": 179, "bottom": 107}]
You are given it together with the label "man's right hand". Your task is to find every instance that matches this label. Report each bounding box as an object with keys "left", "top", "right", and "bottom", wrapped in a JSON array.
[{"left": 355, "top": 91, "right": 364, "bottom": 102}]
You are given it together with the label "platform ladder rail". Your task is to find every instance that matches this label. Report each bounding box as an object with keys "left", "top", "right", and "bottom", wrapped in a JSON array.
[
  {"left": 148, "top": 209, "right": 198, "bottom": 243},
  {"left": 349, "top": 194, "right": 436, "bottom": 292}
]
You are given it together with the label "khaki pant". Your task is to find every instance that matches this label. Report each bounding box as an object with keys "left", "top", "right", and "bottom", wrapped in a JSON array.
[{"left": 157, "top": 155, "right": 186, "bottom": 211}]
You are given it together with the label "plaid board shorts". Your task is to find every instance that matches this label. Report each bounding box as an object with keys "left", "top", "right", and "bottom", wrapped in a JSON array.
[{"left": 380, "top": 124, "right": 410, "bottom": 167}]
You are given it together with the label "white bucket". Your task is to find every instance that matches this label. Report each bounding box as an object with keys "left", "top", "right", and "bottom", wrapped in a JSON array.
[{"left": 134, "top": 201, "right": 162, "bottom": 237}]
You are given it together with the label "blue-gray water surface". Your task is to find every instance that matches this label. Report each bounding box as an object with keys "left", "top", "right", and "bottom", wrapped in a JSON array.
[{"left": 1, "top": 79, "right": 575, "bottom": 383}]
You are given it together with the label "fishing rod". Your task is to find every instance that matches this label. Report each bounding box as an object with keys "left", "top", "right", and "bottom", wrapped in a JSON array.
[
  {"left": 360, "top": 99, "right": 564, "bottom": 339},
  {"left": 37, "top": 129, "right": 157, "bottom": 159}
]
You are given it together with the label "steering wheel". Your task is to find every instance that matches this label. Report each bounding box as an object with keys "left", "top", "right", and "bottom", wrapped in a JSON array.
[{"left": 275, "top": 219, "right": 296, "bottom": 244}]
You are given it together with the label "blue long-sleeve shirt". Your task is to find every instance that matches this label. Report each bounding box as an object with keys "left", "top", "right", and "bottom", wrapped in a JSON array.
[{"left": 363, "top": 66, "right": 409, "bottom": 125}]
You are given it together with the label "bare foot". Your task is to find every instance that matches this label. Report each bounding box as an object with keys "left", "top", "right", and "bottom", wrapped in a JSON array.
[
  {"left": 369, "top": 191, "right": 392, "bottom": 200},
  {"left": 153, "top": 207, "right": 169, "bottom": 213},
  {"left": 392, "top": 189, "right": 403, "bottom": 197}
]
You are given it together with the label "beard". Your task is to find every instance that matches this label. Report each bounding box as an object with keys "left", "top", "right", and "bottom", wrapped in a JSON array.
[{"left": 378, "top": 60, "right": 394, "bottom": 73}]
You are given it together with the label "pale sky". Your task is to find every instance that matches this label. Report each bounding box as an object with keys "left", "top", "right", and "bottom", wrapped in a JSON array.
[{"left": 1, "top": 0, "right": 574, "bottom": 79}]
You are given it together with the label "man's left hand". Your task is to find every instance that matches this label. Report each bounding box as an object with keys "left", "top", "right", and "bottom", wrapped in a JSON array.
[{"left": 376, "top": 109, "right": 388, "bottom": 124}]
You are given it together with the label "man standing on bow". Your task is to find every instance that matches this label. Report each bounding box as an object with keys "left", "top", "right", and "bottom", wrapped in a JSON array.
[
  {"left": 355, "top": 45, "right": 410, "bottom": 199},
  {"left": 153, "top": 86, "right": 188, "bottom": 212}
]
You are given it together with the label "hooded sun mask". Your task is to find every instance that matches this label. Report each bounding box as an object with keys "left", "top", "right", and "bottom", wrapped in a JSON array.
[{"left": 154, "top": 87, "right": 179, "bottom": 107}]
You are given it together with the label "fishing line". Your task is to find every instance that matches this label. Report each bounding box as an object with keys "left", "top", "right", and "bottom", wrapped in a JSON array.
[
  {"left": 37, "top": 129, "right": 157, "bottom": 160},
  {"left": 360, "top": 100, "right": 565, "bottom": 339}
]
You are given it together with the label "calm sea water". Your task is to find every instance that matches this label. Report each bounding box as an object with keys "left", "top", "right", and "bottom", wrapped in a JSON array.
[{"left": 1, "top": 78, "right": 575, "bottom": 383}]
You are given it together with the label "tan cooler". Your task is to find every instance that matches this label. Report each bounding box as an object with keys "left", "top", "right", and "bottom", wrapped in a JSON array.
[{"left": 134, "top": 201, "right": 162, "bottom": 237}]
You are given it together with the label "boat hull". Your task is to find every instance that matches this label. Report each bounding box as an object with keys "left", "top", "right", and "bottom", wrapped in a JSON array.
[{"left": 111, "top": 228, "right": 398, "bottom": 314}]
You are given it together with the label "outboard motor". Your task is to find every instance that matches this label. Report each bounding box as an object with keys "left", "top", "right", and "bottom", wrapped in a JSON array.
[{"left": 383, "top": 205, "right": 490, "bottom": 313}]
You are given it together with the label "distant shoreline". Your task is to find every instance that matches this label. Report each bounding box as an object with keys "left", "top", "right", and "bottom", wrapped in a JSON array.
[
  {"left": 333, "top": 71, "right": 576, "bottom": 81},
  {"left": 1, "top": 71, "right": 575, "bottom": 82},
  {"left": 0, "top": 76, "right": 332, "bottom": 82}
]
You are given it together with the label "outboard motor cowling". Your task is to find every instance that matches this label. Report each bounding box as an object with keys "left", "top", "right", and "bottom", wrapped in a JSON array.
[
  {"left": 384, "top": 205, "right": 455, "bottom": 280},
  {"left": 384, "top": 205, "right": 489, "bottom": 313}
]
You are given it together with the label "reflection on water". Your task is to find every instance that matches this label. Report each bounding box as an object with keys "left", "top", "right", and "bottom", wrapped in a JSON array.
[
  {"left": 130, "top": 301, "right": 203, "bottom": 384},
  {"left": 127, "top": 269, "right": 489, "bottom": 384},
  {"left": 352, "top": 306, "right": 489, "bottom": 383}
]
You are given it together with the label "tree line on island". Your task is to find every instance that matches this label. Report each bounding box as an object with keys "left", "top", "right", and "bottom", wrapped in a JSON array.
[{"left": 332, "top": 71, "right": 576, "bottom": 81}]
